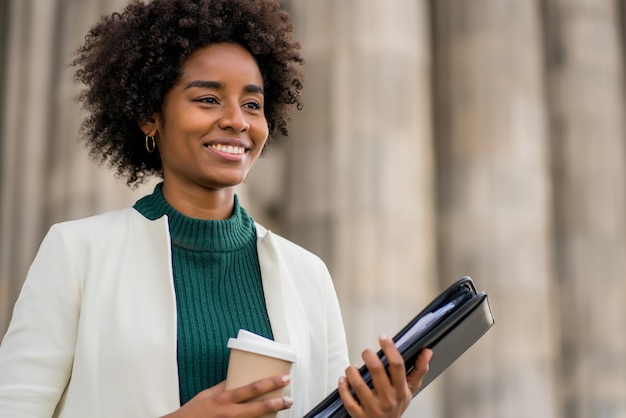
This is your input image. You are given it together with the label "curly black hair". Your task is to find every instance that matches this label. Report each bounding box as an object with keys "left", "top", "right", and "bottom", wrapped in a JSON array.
[{"left": 72, "top": 0, "right": 304, "bottom": 186}]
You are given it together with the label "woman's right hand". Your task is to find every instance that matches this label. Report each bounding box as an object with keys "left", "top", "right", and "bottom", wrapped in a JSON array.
[{"left": 161, "top": 374, "right": 293, "bottom": 418}]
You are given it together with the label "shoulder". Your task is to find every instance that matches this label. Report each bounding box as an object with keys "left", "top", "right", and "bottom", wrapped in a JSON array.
[
  {"left": 255, "top": 223, "right": 327, "bottom": 270},
  {"left": 51, "top": 206, "right": 162, "bottom": 231},
  {"left": 52, "top": 207, "right": 139, "bottom": 230},
  {"left": 254, "top": 223, "right": 336, "bottom": 304},
  {"left": 45, "top": 207, "right": 162, "bottom": 248},
  {"left": 33, "top": 207, "right": 170, "bottom": 290}
]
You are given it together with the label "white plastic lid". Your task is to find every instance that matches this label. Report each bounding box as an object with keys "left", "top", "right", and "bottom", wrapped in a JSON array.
[{"left": 227, "top": 329, "right": 298, "bottom": 363}]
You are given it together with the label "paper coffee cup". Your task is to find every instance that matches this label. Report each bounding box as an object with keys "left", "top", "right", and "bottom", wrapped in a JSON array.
[{"left": 226, "top": 330, "right": 297, "bottom": 417}]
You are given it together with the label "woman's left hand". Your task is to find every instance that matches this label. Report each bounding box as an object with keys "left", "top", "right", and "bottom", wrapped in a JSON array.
[{"left": 337, "top": 335, "right": 432, "bottom": 418}]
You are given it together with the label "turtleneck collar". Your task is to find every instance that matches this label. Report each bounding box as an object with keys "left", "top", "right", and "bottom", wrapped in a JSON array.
[{"left": 133, "top": 183, "right": 255, "bottom": 252}]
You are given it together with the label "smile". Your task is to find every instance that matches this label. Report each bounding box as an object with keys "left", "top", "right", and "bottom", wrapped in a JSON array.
[{"left": 206, "top": 144, "right": 246, "bottom": 155}]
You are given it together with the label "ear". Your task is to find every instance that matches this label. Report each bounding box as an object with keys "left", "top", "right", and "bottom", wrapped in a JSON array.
[{"left": 137, "top": 114, "right": 159, "bottom": 136}]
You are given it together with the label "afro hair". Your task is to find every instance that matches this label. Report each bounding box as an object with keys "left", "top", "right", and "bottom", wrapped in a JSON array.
[{"left": 72, "top": 0, "right": 304, "bottom": 186}]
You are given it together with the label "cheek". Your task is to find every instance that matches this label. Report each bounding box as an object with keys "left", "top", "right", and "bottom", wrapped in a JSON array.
[
  {"left": 159, "top": 117, "right": 199, "bottom": 147},
  {"left": 253, "top": 121, "right": 270, "bottom": 148}
]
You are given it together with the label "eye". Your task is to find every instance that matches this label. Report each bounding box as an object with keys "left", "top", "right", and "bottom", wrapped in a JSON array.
[
  {"left": 243, "top": 101, "right": 262, "bottom": 111},
  {"left": 195, "top": 96, "right": 219, "bottom": 105}
]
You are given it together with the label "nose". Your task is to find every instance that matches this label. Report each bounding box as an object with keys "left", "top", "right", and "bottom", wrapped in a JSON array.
[{"left": 218, "top": 103, "right": 249, "bottom": 132}]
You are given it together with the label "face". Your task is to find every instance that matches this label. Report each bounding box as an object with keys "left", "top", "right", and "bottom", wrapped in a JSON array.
[{"left": 147, "top": 43, "right": 269, "bottom": 193}]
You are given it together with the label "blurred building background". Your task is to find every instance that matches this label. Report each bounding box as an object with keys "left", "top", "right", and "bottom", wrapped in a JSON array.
[{"left": 1, "top": 0, "right": 625, "bottom": 417}]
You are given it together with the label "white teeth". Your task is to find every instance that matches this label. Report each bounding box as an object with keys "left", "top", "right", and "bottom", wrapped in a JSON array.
[{"left": 208, "top": 144, "right": 245, "bottom": 155}]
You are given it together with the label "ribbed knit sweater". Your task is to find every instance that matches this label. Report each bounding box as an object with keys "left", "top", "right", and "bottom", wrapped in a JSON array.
[{"left": 133, "top": 183, "right": 274, "bottom": 405}]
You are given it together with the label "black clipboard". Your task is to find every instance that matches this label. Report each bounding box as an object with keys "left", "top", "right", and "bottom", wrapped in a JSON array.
[{"left": 304, "top": 276, "right": 495, "bottom": 418}]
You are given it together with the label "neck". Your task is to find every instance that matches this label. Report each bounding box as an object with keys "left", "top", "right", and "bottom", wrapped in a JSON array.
[{"left": 161, "top": 180, "right": 236, "bottom": 220}]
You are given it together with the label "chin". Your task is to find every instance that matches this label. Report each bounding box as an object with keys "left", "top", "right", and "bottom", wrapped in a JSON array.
[{"left": 204, "top": 176, "right": 247, "bottom": 189}]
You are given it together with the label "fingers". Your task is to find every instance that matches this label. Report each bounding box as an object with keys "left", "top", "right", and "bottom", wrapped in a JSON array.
[
  {"left": 225, "top": 374, "right": 292, "bottom": 404},
  {"left": 338, "top": 336, "right": 433, "bottom": 418},
  {"left": 204, "top": 396, "right": 293, "bottom": 418},
  {"left": 345, "top": 359, "right": 378, "bottom": 410},
  {"left": 167, "top": 376, "right": 293, "bottom": 418},
  {"left": 406, "top": 349, "right": 432, "bottom": 395},
  {"left": 377, "top": 334, "right": 408, "bottom": 391},
  {"left": 338, "top": 373, "right": 364, "bottom": 418},
  {"left": 339, "top": 335, "right": 409, "bottom": 417},
  {"left": 197, "top": 380, "right": 227, "bottom": 398},
  {"left": 245, "top": 394, "right": 294, "bottom": 416},
  {"left": 226, "top": 375, "right": 293, "bottom": 418}
]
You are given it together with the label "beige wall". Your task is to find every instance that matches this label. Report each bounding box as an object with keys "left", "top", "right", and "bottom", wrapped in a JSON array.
[{"left": 1, "top": 1, "right": 626, "bottom": 417}]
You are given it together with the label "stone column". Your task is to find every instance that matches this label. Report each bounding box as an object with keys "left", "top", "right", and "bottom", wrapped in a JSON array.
[
  {"left": 544, "top": 0, "right": 626, "bottom": 416},
  {"left": 432, "top": 1, "right": 560, "bottom": 416},
  {"left": 1, "top": 0, "right": 63, "bottom": 334},
  {"left": 284, "top": 0, "right": 439, "bottom": 415},
  {"left": 0, "top": 0, "right": 147, "bottom": 336}
]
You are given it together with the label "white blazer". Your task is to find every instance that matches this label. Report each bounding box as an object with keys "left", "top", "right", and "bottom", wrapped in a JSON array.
[{"left": 0, "top": 207, "right": 349, "bottom": 417}]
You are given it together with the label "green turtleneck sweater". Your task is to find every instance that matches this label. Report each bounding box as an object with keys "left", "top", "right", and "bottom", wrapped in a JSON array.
[{"left": 133, "top": 183, "right": 274, "bottom": 405}]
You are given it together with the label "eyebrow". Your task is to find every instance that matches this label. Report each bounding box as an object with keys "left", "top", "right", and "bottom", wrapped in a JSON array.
[{"left": 184, "top": 80, "right": 264, "bottom": 95}]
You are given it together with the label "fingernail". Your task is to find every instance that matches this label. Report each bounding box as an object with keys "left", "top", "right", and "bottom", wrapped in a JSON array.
[
  {"left": 284, "top": 396, "right": 294, "bottom": 407},
  {"left": 338, "top": 375, "right": 345, "bottom": 384},
  {"left": 282, "top": 374, "right": 291, "bottom": 383},
  {"left": 379, "top": 334, "right": 389, "bottom": 341}
]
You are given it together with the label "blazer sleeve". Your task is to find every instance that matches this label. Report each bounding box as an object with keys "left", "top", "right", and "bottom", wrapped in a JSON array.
[{"left": 0, "top": 225, "right": 81, "bottom": 417}]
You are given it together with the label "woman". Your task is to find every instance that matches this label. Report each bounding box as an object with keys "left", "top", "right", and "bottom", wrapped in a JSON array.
[{"left": 0, "top": 0, "right": 431, "bottom": 417}]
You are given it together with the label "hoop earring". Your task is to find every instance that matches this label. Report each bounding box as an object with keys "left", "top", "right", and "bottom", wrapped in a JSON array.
[{"left": 145, "top": 135, "right": 156, "bottom": 153}]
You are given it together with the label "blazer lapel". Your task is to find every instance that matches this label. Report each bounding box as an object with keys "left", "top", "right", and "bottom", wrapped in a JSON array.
[{"left": 256, "top": 225, "right": 291, "bottom": 346}]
